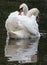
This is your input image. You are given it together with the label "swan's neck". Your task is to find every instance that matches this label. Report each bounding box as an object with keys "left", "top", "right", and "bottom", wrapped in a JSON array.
[
  {"left": 23, "top": 6, "right": 28, "bottom": 15},
  {"left": 19, "top": 3, "right": 28, "bottom": 15},
  {"left": 23, "top": 9, "right": 28, "bottom": 15}
]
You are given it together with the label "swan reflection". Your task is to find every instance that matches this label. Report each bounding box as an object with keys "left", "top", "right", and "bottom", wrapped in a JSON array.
[{"left": 5, "top": 38, "right": 39, "bottom": 63}]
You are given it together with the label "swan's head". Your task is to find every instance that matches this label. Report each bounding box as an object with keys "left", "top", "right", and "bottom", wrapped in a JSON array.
[
  {"left": 27, "top": 8, "right": 40, "bottom": 17},
  {"left": 19, "top": 3, "right": 28, "bottom": 15},
  {"left": 27, "top": 8, "right": 40, "bottom": 22}
]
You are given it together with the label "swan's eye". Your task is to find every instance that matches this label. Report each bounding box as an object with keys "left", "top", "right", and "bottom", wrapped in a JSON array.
[
  {"left": 20, "top": 8, "right": 23, "bottom": 11},
  {"left": 18, "top": 8, "right": 23, "bottom": 12}
]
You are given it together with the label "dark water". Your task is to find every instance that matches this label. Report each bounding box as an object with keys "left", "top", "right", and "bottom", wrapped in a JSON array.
[{"left": 0, "top": 33, "right": 47, "bottom": 65}]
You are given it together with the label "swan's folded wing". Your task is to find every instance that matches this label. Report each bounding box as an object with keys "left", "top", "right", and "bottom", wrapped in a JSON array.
[{"left": 20, "top": 15, "right": 40, "bottom": 38}]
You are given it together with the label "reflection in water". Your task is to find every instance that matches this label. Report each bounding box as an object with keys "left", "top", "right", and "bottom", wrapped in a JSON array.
[{"left": 5, "top": 37, "right": 40, "bottom": 63}]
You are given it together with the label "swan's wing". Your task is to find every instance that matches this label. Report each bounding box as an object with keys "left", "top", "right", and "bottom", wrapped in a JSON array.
[
  {"left": 5, "top": 11, "right": 20, "bottom": 33},
  {"left": 15, "top": 15, "right": 40, "bottom": 38},
  {"left": 5, "top": 13, "right": 29, "bottom": 38},
  {"left": 21, "top": 15, "right": 40, "bottom": 38}
]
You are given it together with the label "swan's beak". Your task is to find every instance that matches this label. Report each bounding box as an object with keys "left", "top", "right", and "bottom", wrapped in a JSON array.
[{"left": 18, "top": 8, "right": 23, "bottom": 15}]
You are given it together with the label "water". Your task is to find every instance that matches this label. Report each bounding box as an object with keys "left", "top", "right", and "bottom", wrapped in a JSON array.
[
  {"left": 0, "top": 33, "right": 47, "bottom": 65},
  {"left": 3, "top": 33, "right": 47, "bottom": 65},
  {"left": 5, "top": 39, "right": 38, "bottom": 62},
  {"left": 0, "top": 0, "right": 47, "bottom": 64}
]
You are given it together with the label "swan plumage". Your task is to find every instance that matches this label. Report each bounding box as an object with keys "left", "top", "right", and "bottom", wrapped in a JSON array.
[{"left": 5, "top": 4, "right": 40, "bottom": 38}]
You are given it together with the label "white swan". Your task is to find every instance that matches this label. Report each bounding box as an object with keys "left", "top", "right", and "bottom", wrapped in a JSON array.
[
  {"left": 5, "top": 3, "right": 40, "bottom": 39},
  {"left": 15, "top": 8, "right": 40, "bottom": 38},
  {"left": 5, "top": 15, "right": 40, "bottom": 39},
  {"left": 19, "top": 3, "right": 40, "bottom": 38},
  {"left": 5, "top": 3, "right": 40, "bottom": 63}
]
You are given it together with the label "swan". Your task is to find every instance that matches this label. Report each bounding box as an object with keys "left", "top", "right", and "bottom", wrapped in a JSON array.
[
  {"left": 19, "top": 3, "right": 40, "bottom": 38},
  {"left": 14, "top": 8, "right": 40, "bottom": 39},
  {"left": 5, "top": 3, "right": 40, "bottom": 39},
  {"left": 5, "top": 14, "right": 40, "bottom": 39},
  {"left": 5, "top": 3, "right": 40, "bottom": 63}
]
